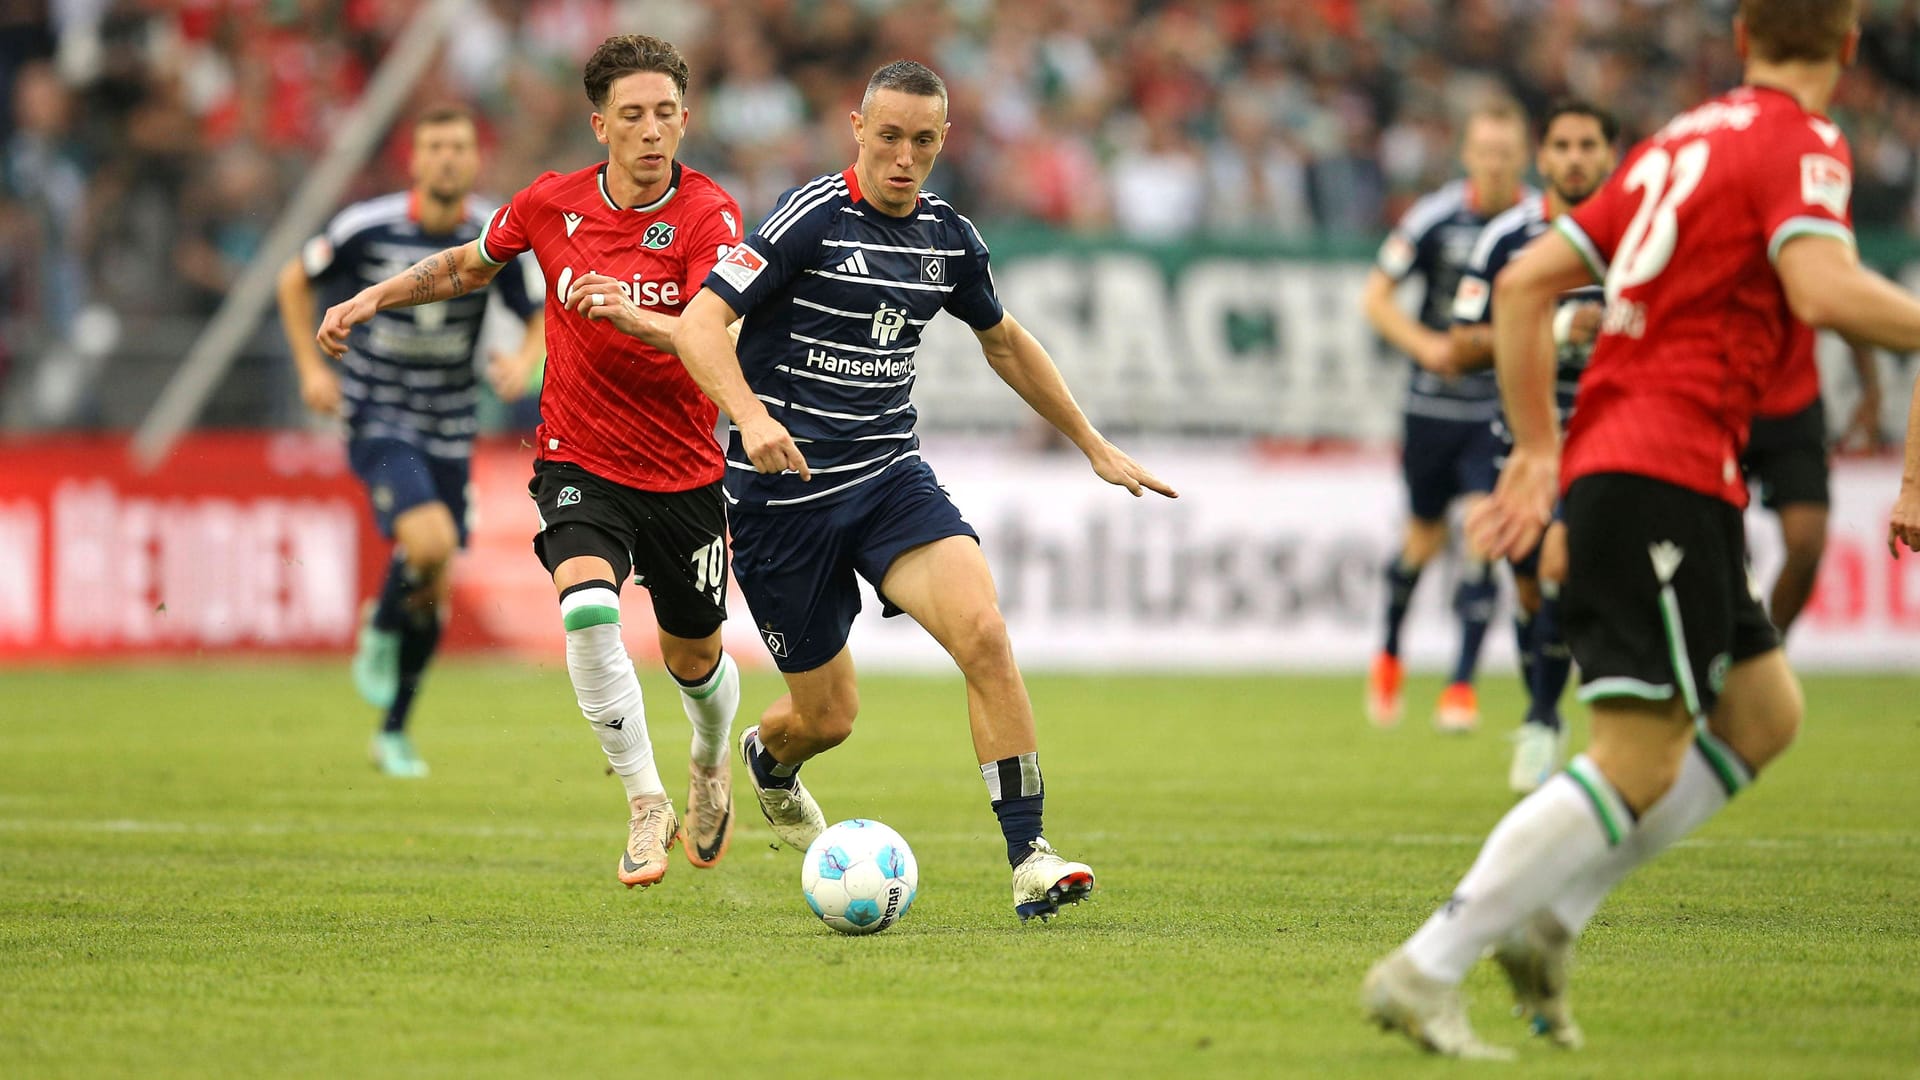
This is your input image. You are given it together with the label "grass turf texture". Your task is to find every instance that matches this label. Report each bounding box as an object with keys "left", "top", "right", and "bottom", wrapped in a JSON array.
[{"left": 3, "top": 663, "right": 1917, "bottom": 1078}]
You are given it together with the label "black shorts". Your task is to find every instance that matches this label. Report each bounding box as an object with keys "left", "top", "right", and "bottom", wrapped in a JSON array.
[
  {"left": 527, "top": 460, "right": 728, "bottom": 639},
  {"left": 1741, "top": 398, "right": 1829, "bottom": 510},
  {"left": 1561, "top": 473, "right": 1779, "bottom": 717}
]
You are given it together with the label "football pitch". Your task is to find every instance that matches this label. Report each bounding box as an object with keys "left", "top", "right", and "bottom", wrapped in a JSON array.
[{"left": 4, "top": 662, "right": 1916, "bottom": 1078}]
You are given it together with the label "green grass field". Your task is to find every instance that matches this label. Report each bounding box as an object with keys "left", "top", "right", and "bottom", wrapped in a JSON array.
[{"left": 3, "top": 662, "right": 1917, "bottom": 1078}]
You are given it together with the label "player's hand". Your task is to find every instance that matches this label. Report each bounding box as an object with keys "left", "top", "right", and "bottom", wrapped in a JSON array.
[
  {"left": 1085, "top": 438, "right": 1177, "bottom": 498},
  {"left": 1470, "top": 443, "right": 1558, "bottom": 561},
  {"left": 487, "top": 350, "right": 530, "bottom": 402},
  {"left": 566, "top": 273, "right": 653, "bottom": 339},
  {"left": 1889, "top": 483, "right": 1920, "bottom": 558},
  {"left": 1843, "top": 387, "right": 1884, "bottom": 452},
  {"left": 1566, "top": 302, "right": 1603, "bottom": 347},
  {"left": 740, "top": 413, "right": 810, "bottom": 480},
  {"left": 297, "top": 366, "right": 342, "bottom": 417},
  {"left": 316, "top": 291, "right": 378, "bottom": 359},
  {"left": 1413, "top": 335, "right": 1456, "bottom": 376}
]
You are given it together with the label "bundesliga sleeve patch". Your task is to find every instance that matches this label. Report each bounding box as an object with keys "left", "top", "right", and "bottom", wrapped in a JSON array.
[
  {"left": 1800, "top": 154, "right": 1851, "bottom": 217},
  {"left": 712, "top": 243, "right": 768, "bottom": 292},
  {"left": 301, "top": 235, "right": 333, "bottom": 278},
  {"left": 1452, "top": 276, "right": 1490, "bottom": 322},
  {"left": 1378, "top": 234, "right": 1415, "bottom": 279}
]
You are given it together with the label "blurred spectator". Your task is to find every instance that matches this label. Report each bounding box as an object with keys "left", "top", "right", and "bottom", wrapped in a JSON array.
[{"left": 6, "top": 0, "right": 1920, "bottom": 432}]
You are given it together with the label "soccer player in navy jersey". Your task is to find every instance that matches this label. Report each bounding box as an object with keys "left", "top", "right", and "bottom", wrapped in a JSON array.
[
  {"left": 1446, "top": 101, "right": 1617, "bottom": 793},
  {"left": 671, "top": 60, "right": 1175, "bottom": 921},
  {"left": 278, "top": 105, "right": 544, "bottom": 778},
  {"left": 318, "top": 36, "right": 750, "bottom": 889},
  {"left": 1369, "top": 0, "right": 1920, "bottom": 1056},
  {"left": 1361, "top": 102, "right": 1531, "bottom": 734}
]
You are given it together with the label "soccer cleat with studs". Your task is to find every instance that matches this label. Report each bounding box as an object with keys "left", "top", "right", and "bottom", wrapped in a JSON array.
[
  {"left": 739, "top": 727, "right": 826, "bottom": 849},
  {"left": 682, "top": 758, "right": 734, "bottom": 868},
  {"left": 1011, "top": 838, "right": 1095, "bottom": 922},
  {"left": 618, "top": 792, "right": 679, "bottom": 888},
  {"left": 1362, "top": 948, "right": 1515, "bottom": 1061},
  {"left": 1491, "top": 912, "right": 1584, "bottom": 1049}
]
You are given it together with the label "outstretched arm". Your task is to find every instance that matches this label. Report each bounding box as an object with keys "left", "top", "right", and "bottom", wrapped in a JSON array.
[
  {"left": 276, "top": 256, "right": 341, "bottom": 416},
  {"left": 974, "top": 312, "right": 1176, "bottom": 498},
  {"left": 671, "top": 288, "right": 809, "bottom": 479},
  {"left": 316, "top": 240, "right": 503, "bottom": 359}
]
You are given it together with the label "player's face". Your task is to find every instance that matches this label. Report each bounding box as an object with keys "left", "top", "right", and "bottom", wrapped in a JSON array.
[
  {"left": 1461, "top": 117, "right": 1527, "bottom": 205},
  {"left": 1537, "top": 114, "right": 1615, "bottom": 207},
  {"left": 593, "top": 71, "right": 687, "bottom": 196},
  {"left": 411, "top": 119, "right": 480, "bottom": 204},
  {"left": 850, "top": 89, "right": 949, "bottom": 216}
]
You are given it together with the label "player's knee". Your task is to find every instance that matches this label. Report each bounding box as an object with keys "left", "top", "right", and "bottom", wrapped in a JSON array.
[
  {"left": 401, "top": 518, "right": 458, "bottom": 573},
  {"left": 797, "top": 697, "right": 858, "bottom": 751},
  {"left": 948, "top": 605, "right": 1013, "bottom": 674},
  {"left": 660, "top": 634, "right": 722, "bottom": 684}
]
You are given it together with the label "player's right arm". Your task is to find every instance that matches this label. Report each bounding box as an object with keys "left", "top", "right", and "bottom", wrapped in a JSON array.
[
  {"left": 1775, "top": 240, "right": 1920, "bottom": 352},
  {"left": 275, "top": 254, "right": 340, "bottom": 416},
  {"left": 673, "top": 289, "right": 808, "bottom": 479},
  {"left": 316, "top": 240, "right": 504, "bottom": 360},
  {"left": 1363, "top": 207, "right": 1454, "bottom": 374}
]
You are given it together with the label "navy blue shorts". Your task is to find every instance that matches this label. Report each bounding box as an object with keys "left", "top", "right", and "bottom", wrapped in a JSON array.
[
  {"left": 1402, "top": 413, "right": 1501, "bottom": 522},
  {"left": 729, "top": 458, "right": 978, "bottom": 673},
  {"left": 348, "top": 437, "right": 471, "bottom": 546}
]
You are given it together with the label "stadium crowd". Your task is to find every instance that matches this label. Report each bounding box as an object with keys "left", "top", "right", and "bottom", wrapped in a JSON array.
[{"left": 6, "top": 0, "right": 1920, "bottom": 425}]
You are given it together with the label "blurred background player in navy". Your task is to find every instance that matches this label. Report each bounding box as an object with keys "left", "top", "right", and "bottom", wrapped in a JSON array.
[
  {"left": 1447, "top": 100, "right": 1618, "bottom": 793},
  {"left": 1361, "top": 101, "right": 1532, "bottom": 734},
  {"left": 276, "top": 105, "right": 542, "bottom": 778}
]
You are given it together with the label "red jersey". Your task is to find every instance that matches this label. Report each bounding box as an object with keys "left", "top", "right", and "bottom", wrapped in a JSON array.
[
  {"left": 1756, "top": 322, "right": 1820, "bottom": 419},
  {"left": 1556, "top": 86, "right": 1854, "bottom": 507},
  {"left": 479, "top": 161, "right": 742, "bottom": 492}
]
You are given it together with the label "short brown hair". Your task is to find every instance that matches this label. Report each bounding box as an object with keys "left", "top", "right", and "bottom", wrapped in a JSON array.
[
  {"left": 414, "top": 104, "right": 474, "bottom": 131},
  {"left": 1739, "top": 0, "right": 1857, "bottom": 63},
  {"left": 582, "top": 34, "right": 689, "bottom": 108},
  {"left": 1467, "top": 99, "right": 1528, "bottom": 134}
]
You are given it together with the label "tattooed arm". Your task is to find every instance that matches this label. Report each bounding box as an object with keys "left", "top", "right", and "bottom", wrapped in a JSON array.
[{"left": 317, "top": 241, "right": 501, "bottom": 359}]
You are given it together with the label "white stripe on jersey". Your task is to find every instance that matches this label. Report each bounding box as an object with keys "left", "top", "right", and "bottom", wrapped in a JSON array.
[
  {"left": 756, "top": 174, "right": 840, "bottom": 238},
  {"left": 820, "top": 238, "right": 969, "bottom": 256},
  {"left": 762, "top": 177, "right": 848, "bottom": 243},
  {"left": 775, "top": 363, "right": 916, "bottom": 389},
  {"left": 788, "top": 331, "right": 915, "bottom": 357},
  {"left": 754, "top": 393, "right": 913, "bottom": 422},
  {"left": 804, "top": 268, "right": 954, "bottom": 293},
  {"left": 726, "top": 448, "right": 904, "bottom": 474},
  {"left": 758, "top": 451, "right": 924, "bottom": 508},
  {"left": 790, "top": 296, "right": 933, "bottom": 325},
  {"left": 326, "top": 193, "right": 411, "bottom": 247}
]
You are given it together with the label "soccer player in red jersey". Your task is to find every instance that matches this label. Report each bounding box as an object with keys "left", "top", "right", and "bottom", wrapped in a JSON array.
[
  {"left": 1742, "top": 325, "right": 1879, "bottom": 634},
  {"left": 318, "top": 35, "right": 747, "bottom": 889},
  {"left": 1366, "top": 0, "right": 1920, "bottom": 1057}
]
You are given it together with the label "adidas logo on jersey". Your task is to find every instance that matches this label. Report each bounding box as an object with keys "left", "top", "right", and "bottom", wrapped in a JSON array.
[
  {"left": 563, "top": 211, "right": 584, "bottom": 237},
  {"left": 835, "top": 250, "right": 871, "bottom": 276}
]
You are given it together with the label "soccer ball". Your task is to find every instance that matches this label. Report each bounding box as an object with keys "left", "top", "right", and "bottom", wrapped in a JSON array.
[{"left": 801, "top": 819, "right": 918, "bottom": 935}]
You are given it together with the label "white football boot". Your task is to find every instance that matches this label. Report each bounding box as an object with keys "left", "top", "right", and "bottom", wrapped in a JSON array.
[
  {"left": 1362, "top": 949, "right": 1515, "bottom": 1061},
  {"left": 1507, "top": 722, "right": 1564, "bottom": 795},
  {"left": 1011, "top": 838, "right": 1095, "bottom": 922},
  {"left": 739, "top": 727, "right": 825, "bottom": 849},
  {"left": 1491, "top": 912, "right": 1584, "bottom": 1049}
]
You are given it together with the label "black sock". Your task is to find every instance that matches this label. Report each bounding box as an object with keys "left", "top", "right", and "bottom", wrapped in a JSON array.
[
  {"left": 747, "top": 730, "right": 798, "bottom": 790},
  {"left": 983, "top": 752, "right": 1045, "bottom": 868},
  {"left": 1451, "top": 566, "right": 1496, "bottom": 685},
  {"left": 1528, "top": 593, "right": 1572, "bottom": 731},
  {"left": 383, "top": 606, "right": 441, "bottom": 734},
  {"left": 1382, "top": 558, "right": 1422, "bottom": 657},
  {"left": 372, "top": 555, "right": 421, "bottom": 632}
]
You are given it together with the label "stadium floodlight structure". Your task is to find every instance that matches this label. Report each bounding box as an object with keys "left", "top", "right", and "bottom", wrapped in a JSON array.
[{"left": 131, "top": 0, "right": 470, "bottom": 471}]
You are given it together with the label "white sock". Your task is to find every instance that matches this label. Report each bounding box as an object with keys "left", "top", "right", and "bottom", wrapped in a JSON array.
[
  {"left": 1403, "top": 755, "right": 1632, "bottom": 983},
  {"left": 562, "top": 585, "right": 663, "bottom": 799},
  {"left": 1550, "top": 730, "right": 1752, "bottom": 935},
  {"left": 678, "top": 651, "right": 739, "bottom": 768}
]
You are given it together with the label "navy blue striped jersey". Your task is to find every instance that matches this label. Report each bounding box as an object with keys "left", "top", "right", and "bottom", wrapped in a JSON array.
[
  {"left": 302, "top": 190, "right": 540, "bottom": 459},
  {"left": 701, "top": 167, "right": 1004, "bottom": 509},
  {"left": 1375, "top": 180, "right": 1533, "bottom": 423},
  {"left": 1450, "top": 195, "right": 1603, "bottom": 420}
]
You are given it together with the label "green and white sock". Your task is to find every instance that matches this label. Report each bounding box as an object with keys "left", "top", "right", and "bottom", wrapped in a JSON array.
[
  {"left": 675, "top": 652, "right": 739, "bottom": 769},
  {"left": 561, "top": 581, "right": 663, "bottom": 799}
]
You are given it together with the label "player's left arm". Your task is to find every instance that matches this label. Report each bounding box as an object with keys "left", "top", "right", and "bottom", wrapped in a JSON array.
[
  {"left": 1470, "top": 230, "right": 1593, "bottom": 560},
  {"left": 974, "top": 313, "right": 1176, "bottom": 499},
  {"left": 1840, "top": 332, "right": 1882, "bottom": 450}
]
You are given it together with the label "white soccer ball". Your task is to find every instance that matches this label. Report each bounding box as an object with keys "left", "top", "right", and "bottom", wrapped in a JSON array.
[{"left": 801, "top": 819, "right": 919, "bottom": 935}]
